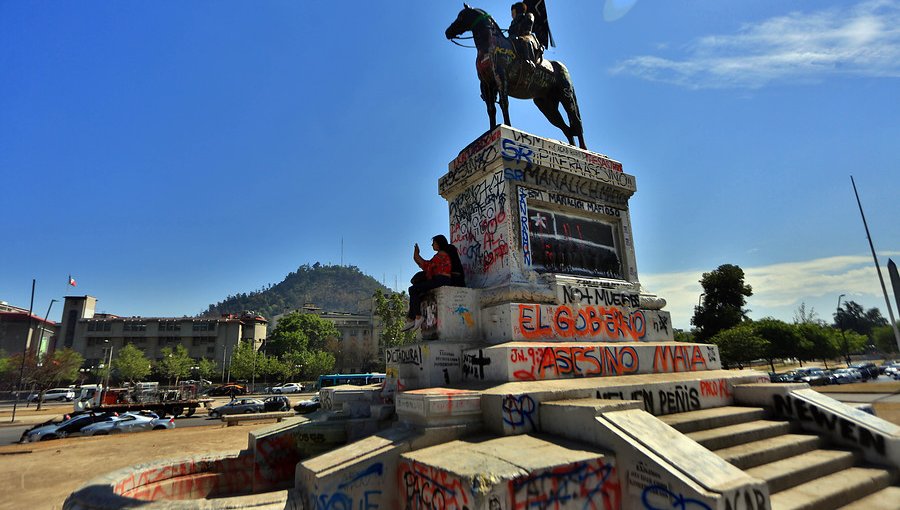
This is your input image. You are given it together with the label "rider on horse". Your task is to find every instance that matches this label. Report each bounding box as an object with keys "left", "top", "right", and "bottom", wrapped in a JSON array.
[{"left": 509, "top": 2, "right": 542, "bottom": 71}]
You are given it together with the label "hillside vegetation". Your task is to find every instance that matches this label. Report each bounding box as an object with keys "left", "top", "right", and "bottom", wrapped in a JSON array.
[{"left": 201, "top": 263, "right": 391, "bottom": 320}]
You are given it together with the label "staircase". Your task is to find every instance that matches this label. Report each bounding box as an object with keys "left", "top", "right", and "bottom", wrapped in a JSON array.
[{"left": 658, "top": 406, "right": 900, "bottom": 510}]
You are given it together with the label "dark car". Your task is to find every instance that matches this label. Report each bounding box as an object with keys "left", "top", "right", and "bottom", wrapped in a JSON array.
[
  {"left": 207, "top": 384, "right": 248, "bottom": 397},
  {"left": 208, "top": 398, "right": 264, "bottom": 418},
  {"left": 293, "top": 395, "right": 321, "bottom": 414},
  {"left": 797, "top": 368, "right": 832, "bottom": 386},
  {"left": 263, "top": 395, "right": 291, "bottom": 412},
  {"left": 850, "top": 363, "right": 878, "bottom": 380},
  {"left": 770, "top": 371, "right": 799, "bottom": 383},
  {"left": 23, "top": 412, "right": 117, "bottom": 442}
]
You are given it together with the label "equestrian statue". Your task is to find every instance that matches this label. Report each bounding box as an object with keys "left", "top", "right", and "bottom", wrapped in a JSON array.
[{"left": 445, "top": 2, "right": 586, "bottom": 149}]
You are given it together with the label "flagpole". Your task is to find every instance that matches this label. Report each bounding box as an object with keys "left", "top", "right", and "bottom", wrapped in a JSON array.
[{"left": 851, "top": 176, "right": 900, "bottom": 352}]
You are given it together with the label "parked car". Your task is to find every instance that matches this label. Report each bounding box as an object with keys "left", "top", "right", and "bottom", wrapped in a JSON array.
[
  {"left": 271, "top": 383, "right": 304, "bottom": 394},
  {"left": 797, "top": 368, "right": 832, "bottom": 386},
  {"left": 23, "top": 412, "right": 117, "bottom": 442},
  {"left": 829, "top": 368, "right": 860, "bottom": 385},
  {"left": 81, "top": 411, "right": 174, "bottom": 435},
  {"left": 263, "top": 395, "right": 291, "bottom": 412},
  {"left": 770, "top": 371, "right": 799, "bottom": 383},
  {"left": 27, "top": 388, "right": 76, "bottom": 402},
  {"left": 850, "top": 363, "right": 879, "bottom": 380},
  {"left": 208, "top": 398, "right": 264, "bottom": 418},
  {"left": 207, "top": 384, "right": 248, "bottom": 397},
  {"left": 881, "top": 362, "right": 900, "bottom": 378},
  {"left": 293, "top": 395, "right": 321, "bottom": 414}
]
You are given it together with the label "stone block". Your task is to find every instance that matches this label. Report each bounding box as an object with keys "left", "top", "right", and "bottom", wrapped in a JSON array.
[
  {"left": 461, "top": 341, "right": 722, "bottom": 384},
  {"left": 397, "top": 434, "right": 620, "bottom": 510},
  {"left": 480, "top": 369, "right": 770, "bottom": 436},
  {"left": 481, "top": 303, "right": 674, "bottom": 344},
  {"left": 396, "top": 388, "right": 482, "bottom": 426},
  {"left": 385, "top": 340, "right": 476, "bottom": 393},
  {"left": 420, "top": 286, "right": 481, "bottom": 341}
]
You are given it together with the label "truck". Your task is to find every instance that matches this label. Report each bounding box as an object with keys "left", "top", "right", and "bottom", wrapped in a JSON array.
[{"left": 73, "top": 382, "right": 212, "bottom": 418}]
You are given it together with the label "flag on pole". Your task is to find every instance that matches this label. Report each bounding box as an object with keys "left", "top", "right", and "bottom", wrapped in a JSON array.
[{"left": 68, "top": 275, "right": 77, "bottom": 287}]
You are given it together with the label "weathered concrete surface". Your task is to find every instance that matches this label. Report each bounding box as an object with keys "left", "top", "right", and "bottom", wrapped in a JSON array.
[
  {"left": 297, "top": 424, "right": 477, "bottom": 510},
  {"left": 63, "top": 451, "right": 300, "bottom": 509},
  {"left": 461, "top": 341, "right": 721, "bottom": 383},
  {"left": 420, "top": 286, "right": 481, "bottom": 341},
  {"left": 396, "top": 387, "right": 482, "bottom": 426},
  {"left": 384, "top": 340, "right": 476, "bottom": 394},
  {"left": 735, "top": 383, "right": 900, "bottom": 469},
  {"left": 398, "top": 434, "right": 620, "bottom": 510},
  {"left": 480, "top": 369, "right": 769, "bottom": 435}
]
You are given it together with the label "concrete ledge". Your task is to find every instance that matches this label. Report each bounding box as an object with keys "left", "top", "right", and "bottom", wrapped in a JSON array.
[
  {"left": 222, "top": 411, "right": 295, "bottom": 426},
  {"left": 480, "top": 369, "right": 769, "bottom": 435},
  {"left": 396, "top": 388, "right": 482, "bottom": 426}
]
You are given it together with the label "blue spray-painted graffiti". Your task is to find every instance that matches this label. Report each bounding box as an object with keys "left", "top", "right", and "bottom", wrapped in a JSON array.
[
  {"left": 502, "top": 394, "right": 537, "bottom": 431},
  {"left": 642, "top": 485, "right": 712, "bottom": 510},
  {"left": 314, "top": 462, "right": 384, "bottom": 510}
]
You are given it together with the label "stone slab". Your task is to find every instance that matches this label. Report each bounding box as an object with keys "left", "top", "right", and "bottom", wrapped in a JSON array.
[
  {"left": 420, "top": 286, "right": 481, "bottom": 341},
  {"left": 395, "top": 387, "right": 482, "bottom": 426},
  {"left": 398, "top": 434, "right": 620, "bottom": 510},
  {"left": 385, "top": 340, "right": 476, "bottom": 393},
  {"left": 479, "top": 369, "right": 770, "bottom": 435},
  {"left": 461, "top": 341, "right": 722, "bottom": 383},
  {"left": 481, "top": 303, "right": 674, "bottom": 344}
]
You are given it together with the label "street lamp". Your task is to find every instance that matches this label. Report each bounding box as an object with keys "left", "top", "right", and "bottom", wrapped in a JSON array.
[
  {"left": 103, "top": 339, "right": 114, "bottom": 393},
  {"left": 837, "top": 294, "right": 849, "bottom": 366},
  {"left": 36, "top": 299, "right": 58, "bottom": 357}
]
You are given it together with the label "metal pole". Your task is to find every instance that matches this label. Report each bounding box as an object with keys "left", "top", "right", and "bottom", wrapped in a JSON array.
[
  {"left": 850, "top": 176, "right": 900, "bottom": 352},
  {"left": 11, "top": 280, "right": 36, "bottom": 423},
  {"left": 37, "top": 299, "right": 58, "bottom": 357},
  {"left": 837, "top": 294, "right": 849, "bottom": 366}
]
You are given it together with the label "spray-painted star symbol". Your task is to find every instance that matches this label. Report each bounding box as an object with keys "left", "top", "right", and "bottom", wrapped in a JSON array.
[{"left": 531, "top": 212, "right": 547, "bottom": 229}]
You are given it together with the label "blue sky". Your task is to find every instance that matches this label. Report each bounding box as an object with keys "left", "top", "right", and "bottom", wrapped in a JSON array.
[{"left": 2, "top": 0, "right": 899, "bottom": 330}]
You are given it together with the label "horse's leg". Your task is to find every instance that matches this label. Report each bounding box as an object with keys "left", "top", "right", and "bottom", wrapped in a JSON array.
[
  {"left": 561, "top": 88, "right": 586, "bottom": 149},
  {"left": 498, "top": 79, "right": 511, "bottom": 126},
  {"left": 480, "top": 81, "right": 498, "bottom": 129},
  {"left": 533, "top": 97, "right": 574, "bottom": 145}
]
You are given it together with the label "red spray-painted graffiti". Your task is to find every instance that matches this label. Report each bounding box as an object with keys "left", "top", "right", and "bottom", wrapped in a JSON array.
[
  {"left": 651, "top": 345, "right": 709, "bottom": 373},
  {"left": 518, "top": 304, "right": 646, "bottom": 340},
  {"left": 398, "top": 460, "right": 471, "bottom": 510},
  {"left": 510, "top": 345, "right": 639, "bottom": 381}
]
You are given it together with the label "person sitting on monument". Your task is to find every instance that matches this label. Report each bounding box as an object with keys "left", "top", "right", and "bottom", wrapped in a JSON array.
[
  {"left": 509, "top": 1, "right": 539, "bottom": 70},
  {"left": 403, "top": 235, "right": 465, "bottom": 331}
]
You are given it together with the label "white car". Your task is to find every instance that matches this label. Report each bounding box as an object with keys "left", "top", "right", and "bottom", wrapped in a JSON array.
[
  {"left": 27, "top": 388, "right": 76, "bottom": 402},
  {"left": 272, "top": 383, "right": 304, "bottom": 394},
  {"left": 24, "top": 412, "right": 116, "bottom": 442},
  {"left": 81, "top": 411, "right": 174, "bottom": 436}
]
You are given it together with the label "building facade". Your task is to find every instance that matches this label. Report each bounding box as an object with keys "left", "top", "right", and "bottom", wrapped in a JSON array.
[
  {"left": 0, "top": 301, "right": 58, "bottom": 357},
  {"left": 275, "top": 304, "right": 381, "bottom": 373},
  {"left": 59, "top": 296, "right": 267, "bottom": 374}
]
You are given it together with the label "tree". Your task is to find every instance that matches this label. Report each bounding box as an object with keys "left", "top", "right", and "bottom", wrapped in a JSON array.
[
  {"left": 228, "top": 340, "right": 264, "bottom": 381},
  {"left": 14, "top": 349, "right": 84, "bottom": 410},
  {"left": 195, "top": 357, "right": 218, "bottom": 382},
  {"left": 373, "top": 289, "right": 416, "bottom": 349},
  {"left": 673, "top": 330, "right": 695, "bottom": 343},
  {"left": 796, "top": 322, "right": 840, "bottom": 368},
  {"left": 157, "top": 344, "right": 193, "bottom": 385},
  {"left": 114, "top": 344, "right": 152, "bottom": 385},
  {"left": 299, "top": 349, "right": 336, "bottom": 380},
  {"left": 793, "top": 302, "right": 822, "bottom": 325},
  {"left": 0, "top": 350, "right": 9, "bottom": 380},
  {"left": 872, "top": 323, "right": 900, "bottom": 354},
  {"left": 752, "top": 318, "right": 809, "bottom": 372},
  {"left": 691, "top": 264, "right": 753, "bottom": 343},
  {"left": 267, "top": 312, "right": 339, "bottom": 356},
  {"left": 833, "top": 301, "right": 888, "bottom": 338},
  {"left": 710, "top": 325, "right": 768, "bottom": 370}
]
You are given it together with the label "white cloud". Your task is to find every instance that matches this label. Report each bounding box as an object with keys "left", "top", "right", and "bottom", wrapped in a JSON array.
[
  {"left": 612, "top": 0, "right": 900, "bottom": 88},
  {"left": 641, "top": 252, "right": 900, "bottom": 329}
]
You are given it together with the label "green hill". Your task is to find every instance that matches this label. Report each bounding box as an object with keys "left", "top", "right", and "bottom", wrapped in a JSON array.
[{"left": 201, "top": 263, "right": 392, "bottom": 320}]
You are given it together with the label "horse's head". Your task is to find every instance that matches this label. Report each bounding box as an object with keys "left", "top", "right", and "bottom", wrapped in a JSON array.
[{"left": 445, "top": 4, "right": 491, "bottom": 39}]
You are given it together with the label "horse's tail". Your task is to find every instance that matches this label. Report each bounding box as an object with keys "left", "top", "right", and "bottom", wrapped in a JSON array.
[{"left": 552, "top": 61, "right": 583, "bottom": 137}]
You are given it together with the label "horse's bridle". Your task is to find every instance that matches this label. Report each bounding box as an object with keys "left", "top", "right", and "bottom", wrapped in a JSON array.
[{"left": 449, "top": 10, "right": 506, "bottom": 48}]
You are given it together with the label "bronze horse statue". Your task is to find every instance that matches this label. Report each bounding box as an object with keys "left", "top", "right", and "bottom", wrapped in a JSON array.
[{"left": 445, "top": 4, "right": 586, "bottom": 149}]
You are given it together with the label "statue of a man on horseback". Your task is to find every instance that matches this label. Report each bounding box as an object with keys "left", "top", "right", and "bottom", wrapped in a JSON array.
[{"left": 445, "top": 2, "right": 586, "bottom": 149}]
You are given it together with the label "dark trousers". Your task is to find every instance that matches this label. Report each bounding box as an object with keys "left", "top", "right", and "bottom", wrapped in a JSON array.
[{"left": 408, "top": 273, "right": 451, "bottom": 319}]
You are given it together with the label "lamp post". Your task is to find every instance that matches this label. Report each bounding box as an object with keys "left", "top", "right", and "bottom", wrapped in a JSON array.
[
  {"left": 103, "top": 339, "right": 114, "bottom": 394},
  {"left": 837, "top": 294, "right": 850, "bottom": 367},
  {"left": 36, "top": 299, "right": 58, "bottom": 357}
]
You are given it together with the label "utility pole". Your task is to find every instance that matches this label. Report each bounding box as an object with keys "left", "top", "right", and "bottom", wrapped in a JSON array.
[
  {"left": 11, "top": 280, "right": 36, "bottom": 423},
  {"left": 851, "top": 176, "right": 900, "bottom": 352}
]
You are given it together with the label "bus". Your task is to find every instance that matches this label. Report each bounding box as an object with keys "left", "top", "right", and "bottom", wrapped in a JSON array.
[{"left": 317, "top": 373, "right": 385, "bottom": 389}]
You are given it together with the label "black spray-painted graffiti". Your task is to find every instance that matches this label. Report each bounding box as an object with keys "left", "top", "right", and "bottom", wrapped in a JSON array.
[
  {"left": 462, "top": 349, "right": 491, "bottom": 380},
  {"left": 723, "top": 487, "right": 768, "bottom": 510},
  {"left": 773, "top": 394, "right": 886, "bottom": 456},
  {"left": 386, "top": 345, "right": 424, "bottom": 367},
  {"left": 561, "top": 286, "right": 640, "bottom": 307},
  {"left": 598, "top": 385, "right": 700, "bottom": 416},
  {"left": 449, "top": 170, "right": 510, "bottom": 278}
]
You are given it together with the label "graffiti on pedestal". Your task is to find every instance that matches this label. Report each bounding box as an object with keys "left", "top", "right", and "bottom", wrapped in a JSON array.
[
  {"left": 313, "top": 462, "right": 384, "bottom": 510},
  {"left": 527, "top": 204, "right": 622, "bottom": 279},
  {"left": 508, "top": 458, "right": 621, "bottom": 510},
  {"left": 399, "top": 460, "right": 472, "bottom": 510},
  {"left": 449, "top": 170, "right": 511, "bottom": 287}
]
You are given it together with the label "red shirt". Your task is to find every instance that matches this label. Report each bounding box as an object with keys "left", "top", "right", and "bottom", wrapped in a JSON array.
[{"left": 418, "top": 251, "right": 452, "bottom": 279}]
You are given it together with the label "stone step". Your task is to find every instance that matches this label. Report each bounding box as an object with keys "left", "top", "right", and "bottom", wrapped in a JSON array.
[
  {"left": 745, "top": 449, "right": 859, "bottom": 494},
  {"left": 770, "top": 467, "right": 894, "bottom": 510},
  {"left": 715, "top": 434, "right": 822, "bottom": 470},
  {"left": 687, "top": 420, "right": 791, "bottom": 450},
  {"left": 657, "top": 405, "right": 768, "bottom": 433},
  {"left": 838, "top": 485, "right": 900, "bottom": 509}
]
